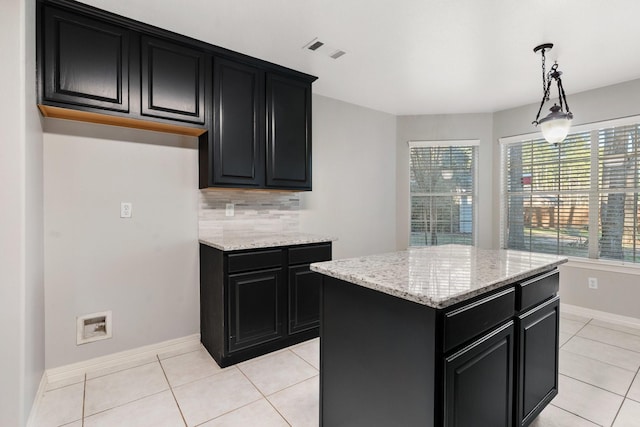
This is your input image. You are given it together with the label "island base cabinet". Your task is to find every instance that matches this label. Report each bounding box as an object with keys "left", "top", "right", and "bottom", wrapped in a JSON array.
[
  {"left": 319, "top": 269, "right": 560, "bottom": 427},
  {"left": 444, "top": 322, "right": 514, "bottom": 427},
  {"left": 517, "top": 297, "right": 560, "bottom": 427}
]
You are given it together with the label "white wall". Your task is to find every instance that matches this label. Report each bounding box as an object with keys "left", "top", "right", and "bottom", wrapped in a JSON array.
[
  {"left": 0, "top": 0, "right": 44, "bottom": 424},
  {"left": 43, "top": 120, "right": 200, "bottom": 368},
  {"left": 493, "top": 78, "right": 640, "bottom": 319},
  {"left": 396, "top": 114, "right": 494, "bottom": 249},
  {"left": 300, "top": 95, "right": 397, "bottom": 260}
]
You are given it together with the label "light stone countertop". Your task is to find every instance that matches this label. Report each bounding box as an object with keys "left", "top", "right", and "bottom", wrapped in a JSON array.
[
  {"left": 199, "top": 231, "right": 335, "bottom": 251},
  {"left": 310, "top": 245, "right": 568, "bottom": 308}
]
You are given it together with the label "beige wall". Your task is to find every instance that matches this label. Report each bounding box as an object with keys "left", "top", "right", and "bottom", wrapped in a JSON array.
[
  {"left": 493, "top": 78, "right": 640, "bottom": 319},
  {"left": 0, "top": 0, "right": 45, "bottom": 424},
  {"left": 43, "top": 120, "right": 200, "bottom": 368},
  {"left": 396, "top": 114, "right": 494, "bottom": 249},
  {"left": 300, "top": 95, "right": 397, "bottom": 260}
]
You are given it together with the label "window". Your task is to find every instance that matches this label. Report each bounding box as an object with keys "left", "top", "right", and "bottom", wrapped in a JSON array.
[
  {"left": 501, "top": 119, "right": 640, "bottom": 263},
  {"left": 409, "top": 140, "right": 478, "bottom": 246}
]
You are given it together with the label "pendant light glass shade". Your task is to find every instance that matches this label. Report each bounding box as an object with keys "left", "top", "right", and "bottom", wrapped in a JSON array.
[{"left": 538, "top": 104, "right": 573, "bottom": 144}]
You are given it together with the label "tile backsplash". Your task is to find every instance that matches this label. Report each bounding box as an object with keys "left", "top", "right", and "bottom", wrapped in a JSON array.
[{"left": 199, "top": 190, "right": 300, "bottom": 237}]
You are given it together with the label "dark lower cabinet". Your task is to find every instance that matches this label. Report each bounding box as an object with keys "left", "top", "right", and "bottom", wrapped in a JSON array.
[
  {"left": 228, "top": 268, "right": 284, "bottom": 353},
  {"left": 319, "top": 268, "right": 560, "bottom": 427},
  {"left": 200, "top": 242, "right": 331, "bottom": 367},
  {"left": 516, "top": 297, "right": 560, "bottom": 427},
  {"left": 140, "top": 36, "right": 207, "bottom": 124},
  {"left": 444, "top": 322, "right": 514, "bottom": 427},
  {"left": 288, "top": 265, "right": 322, "bottom": 334},
  {"left": 42, "top": 5, "right": 130, "bottom": 112}
]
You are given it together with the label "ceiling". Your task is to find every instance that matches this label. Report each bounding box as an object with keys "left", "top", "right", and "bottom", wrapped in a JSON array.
[{"left": 81, "top": 0, "right": 640, "bottom": 115}]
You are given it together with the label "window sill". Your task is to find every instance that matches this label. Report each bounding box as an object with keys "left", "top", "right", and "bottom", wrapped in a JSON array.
[{"left": 562, "top": 256, "right": 640, "bottom": 275}]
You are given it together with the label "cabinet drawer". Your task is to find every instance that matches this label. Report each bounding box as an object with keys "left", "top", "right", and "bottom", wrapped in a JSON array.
[
  {"left": 228, "top": 249, "right": 283, "bottom": 274},
  {"left": 517, "top": 270, "right": 559, "bottom": 312},
  {"left": 444, "top": 287, "right": 515, "bottom": 353},
  {"left": 289, "top": 244, "right": 332, "bottom": 265}
]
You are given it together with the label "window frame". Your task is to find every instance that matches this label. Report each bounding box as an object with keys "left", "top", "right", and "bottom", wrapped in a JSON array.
[
  {"left": 408, "top": 139, "right": 480, "bottom": 248},
  {"left": 499, "top": 114, "right": 640, "bottom": 268}
]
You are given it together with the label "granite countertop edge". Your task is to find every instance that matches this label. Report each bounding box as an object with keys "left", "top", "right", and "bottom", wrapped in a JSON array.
[
  {"left": 199, "top": 233, "right": 336, "bottom": 251},
  {"left": 310, "top": 257, "right": 567, "bottom": 309}
]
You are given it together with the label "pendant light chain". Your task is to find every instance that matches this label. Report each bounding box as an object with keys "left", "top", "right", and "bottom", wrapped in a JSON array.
[{"left": 541, "top": 47, "right": 548, "bottom": 100}]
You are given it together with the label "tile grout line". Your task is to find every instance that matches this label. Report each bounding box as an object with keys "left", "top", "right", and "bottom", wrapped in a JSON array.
[
  {"left": 156, "top": 355, "right": 188, "bottom": 427},
  {"left": 570, "top": 333, "right": 640, "bottom": 356},
  {"left": 560, "top": 347, "right": 640, "bottom": 373},
  {"left": 612, "top": 365, "right": 640, "bottom": 425},
  {"left": 548, "top": 403, "right": 604, "bottom": 426},
  {"left": 558, "top": 373, "right": 630, "bottom": 399},
  {"left": 81, "top": 374, "right": 86, "bottom": 427},
  {"left": 289, "top": 343, "right": 320, "bottom": 372},
  {"left": 235, "top": 358, "right": 293, "bottom": 426}
]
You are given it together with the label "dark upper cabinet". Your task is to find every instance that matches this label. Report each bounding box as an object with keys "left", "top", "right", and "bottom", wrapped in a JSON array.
[
  {"left": 266, "top": 73, "right": 312, "bottom": 190},
  {"left": 211, "top": 58, "right": 264, "bottom": 187},
  {"left": 42, "top": 6, "right": 129, "bottom": 112},
  {"left": 38, "top": 0, "right": 316, "bottom": 189},
  {"left": 201, "top": 67, "right": 314, "bottom": 190},
  {"left": 140, "top": 36, "right": 206, "bottom": 124}
]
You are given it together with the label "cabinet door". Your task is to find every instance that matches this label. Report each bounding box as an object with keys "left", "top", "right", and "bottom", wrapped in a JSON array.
[
  {"left": 212, "top": 58, "right": 264, "bottom": 186},
  {"left": 228, "top": 268, "right": 283, "bottom": 353},
  {"left": 516, "top": 297, "right": 559, "bottom": 427},
  {"left": 444, "top": 322, "right": 514, "bottom": 427},
  {"left": 288, "top": 265, "right": 322, "bottom": 334},
  {"left": 140, "top": 36, "right": 206, "bottom": 124},
  {"left": 266, "top": 73, "right": 312, "bottom": 190},
  {"left": 42, "top": 6, "right": 129, "bottom": 112}
]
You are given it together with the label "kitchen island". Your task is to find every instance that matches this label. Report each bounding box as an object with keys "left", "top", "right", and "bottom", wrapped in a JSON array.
[{"left": 311, "top": 245, "right": 568, "bottom": 427}]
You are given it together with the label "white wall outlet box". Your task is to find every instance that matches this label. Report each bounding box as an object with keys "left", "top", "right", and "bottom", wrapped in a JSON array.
[
  {"left": 77, "top": 311, "right": 112, "bottom": 345},
  {"left": 588, "top": 277, "right": 598, "bottom": 289},
  {"left": 120, "top": 202, "right": 132, "bottom": 218},
  {"left": 225, "top": 203, "right": 234, "bottom": 217}
]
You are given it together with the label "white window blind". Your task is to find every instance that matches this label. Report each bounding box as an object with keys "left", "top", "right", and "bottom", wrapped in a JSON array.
[
  {"left": 410, "top": 143, "right": 477, "bottom": 246},
  {"left": 502, "top": 122, "right": 640, "bottom": 263}
]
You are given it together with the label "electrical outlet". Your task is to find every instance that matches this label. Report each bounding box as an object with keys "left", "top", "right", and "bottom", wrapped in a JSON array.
[
  {"left": 225, "top": 203, "right": 234, "bottom": 217},
  {"left": 588, "top": 277, "right": 598, "bottom": 289},
  {"left": 120, "top": 202, "right": 132, "bottom": 218}
]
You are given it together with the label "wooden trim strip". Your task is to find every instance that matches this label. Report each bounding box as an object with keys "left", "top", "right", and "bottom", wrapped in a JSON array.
[{"left": 38, "top": 104, "right": 207, "bottom": 137}]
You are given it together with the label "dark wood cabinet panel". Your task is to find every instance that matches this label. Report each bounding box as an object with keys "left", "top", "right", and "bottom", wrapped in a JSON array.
[
  {"left": 42, "top": 6, "right": 129, "bottom": 112},
  {"left": 140, "top": 36, "right": 206, "bottom": 124},
  {"left": 200, "top": 242, "right": 331, "bottom": 367},
  {"left": 38, "top": 0, "right": 316, "bottom": 190},
  {"left": 266, "top": 73, "right": 312, "bottom": 190},
  {"left": 444, "top": 322, "right": 514, "bottom": 427},
  {"left": 517, "top": 297, "right": 559, "bottom": 427},
  {"left": 212, "top": 58, "right": 264, "bottom": 186},
  {"left": 319, "top": 268, "right": 559, "bottom": 426},
  {"left": 228, "top": 269, "right": 284, "bottom": 353},
  {"left": 288, "top": 265, "right": 322, "bottom": 334}
]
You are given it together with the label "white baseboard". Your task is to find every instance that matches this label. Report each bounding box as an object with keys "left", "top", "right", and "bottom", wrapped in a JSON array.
[
  {"left": 46, "top": 333, "right": 201, "bottom": 384},
  {"left": 561, "top": 303, "right": 640, "bottom": 328},
  {"left": 26, "top": 372, "right": 47, "bottom": 427}
]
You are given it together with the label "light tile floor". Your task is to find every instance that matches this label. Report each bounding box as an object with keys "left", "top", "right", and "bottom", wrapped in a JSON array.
[{"left": 33, "top": 313, "right": 640, "bottom": 426}]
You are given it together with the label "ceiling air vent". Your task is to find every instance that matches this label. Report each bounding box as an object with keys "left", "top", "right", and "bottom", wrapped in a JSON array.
[{"left": 302, "top": 38, "right": 346, "bottom": 60}]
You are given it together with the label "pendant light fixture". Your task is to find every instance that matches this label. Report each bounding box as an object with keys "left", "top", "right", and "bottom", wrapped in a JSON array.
[{"left": 532, "top": 43, "right": 573, "bottom": 144}]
